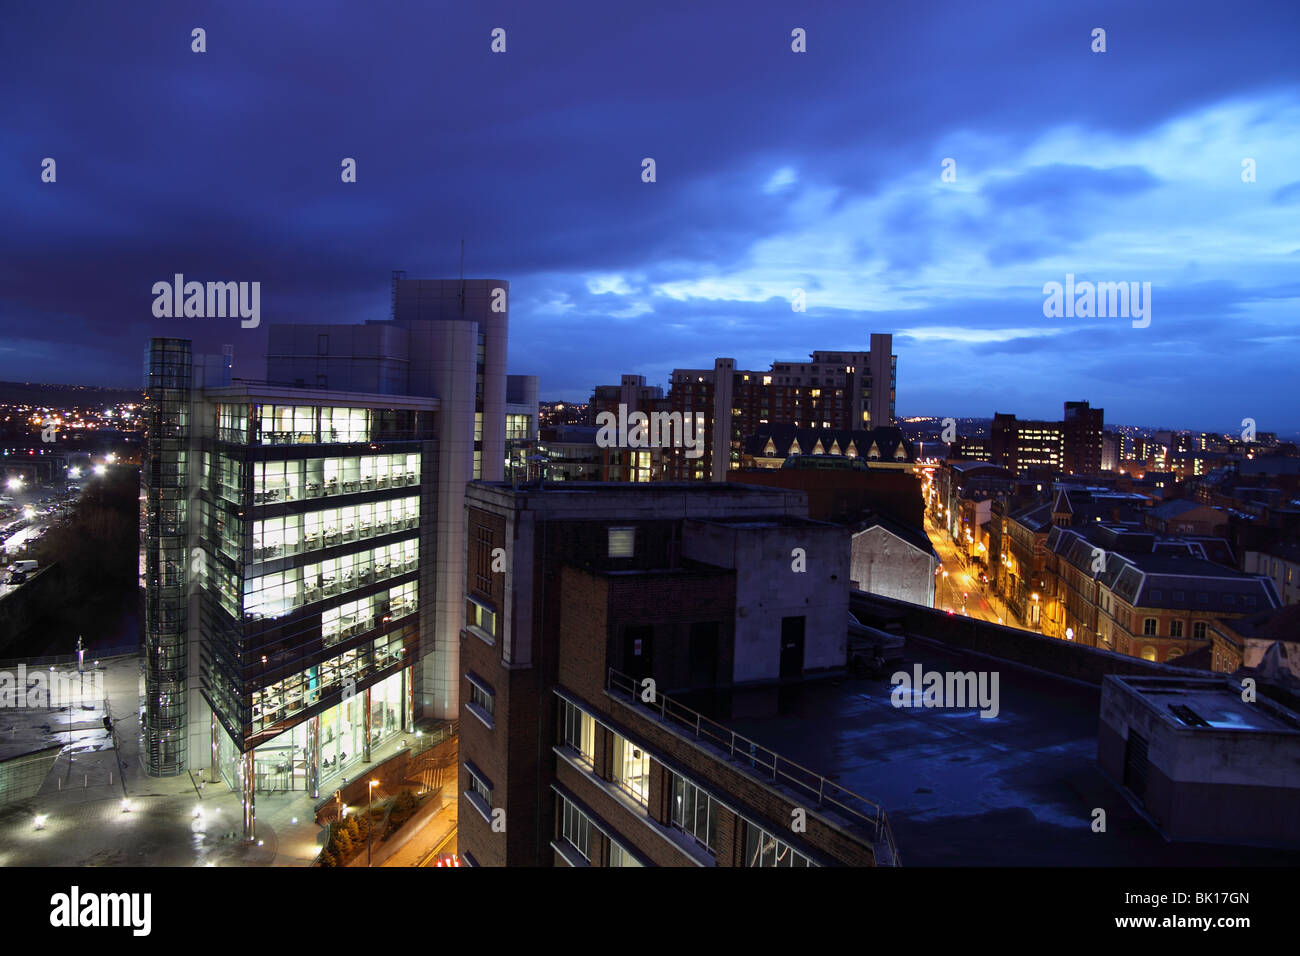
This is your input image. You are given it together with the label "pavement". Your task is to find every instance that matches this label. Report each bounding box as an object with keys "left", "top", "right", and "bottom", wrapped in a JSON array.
[{"left": 0, "top": 653, "right": 435, "bottom": 867}]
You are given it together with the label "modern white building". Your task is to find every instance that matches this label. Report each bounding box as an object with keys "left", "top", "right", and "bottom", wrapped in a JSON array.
[{"left": 141, "top": 277, "right": 533, "bottom": 839}]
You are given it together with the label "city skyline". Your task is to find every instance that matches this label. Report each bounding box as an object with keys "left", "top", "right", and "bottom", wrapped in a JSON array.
[{"left": 2, "top": 1, "right": 1298, "bottom": 430}]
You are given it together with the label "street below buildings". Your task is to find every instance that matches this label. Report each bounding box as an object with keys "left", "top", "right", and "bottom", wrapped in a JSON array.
[{"left": 923, "top": 512, "right": 1027, "bottom": 630}]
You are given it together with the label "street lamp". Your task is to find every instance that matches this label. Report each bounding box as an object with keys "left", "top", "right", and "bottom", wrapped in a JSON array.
[{"left": 367, "top": 780, "right": 379, "bottom": 867}]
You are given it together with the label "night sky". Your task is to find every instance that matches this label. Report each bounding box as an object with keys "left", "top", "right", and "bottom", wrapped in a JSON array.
[{"left": 3, "top": 1, "right": 1298, "bottom": 433}]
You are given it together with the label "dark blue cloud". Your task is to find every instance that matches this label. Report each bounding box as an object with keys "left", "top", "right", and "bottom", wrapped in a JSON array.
[{"left": 1, "top": 0, "right": 1298, "bottom": 431}]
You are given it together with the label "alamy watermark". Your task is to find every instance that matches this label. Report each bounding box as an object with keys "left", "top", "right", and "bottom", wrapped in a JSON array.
[
  {"left": 50, "top": 886, "right": 151, "bottom": 937},
  {"left": 151, "top": 274, "right": 261, "bottom": 328},
  {"left": 1042, "top": 273, "right": 1150, "bottom": 328},
  {"left": 890, "top": 664, "right": 1000, "bottom": 719},
  {"left": 595, "top": 403, "right": 705, "bottom": 459},
  {"left": 0, "top": 665, "right": 104, "bottom": 708}
]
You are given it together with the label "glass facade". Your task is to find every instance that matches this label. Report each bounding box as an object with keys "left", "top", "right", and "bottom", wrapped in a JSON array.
[
  {"left": 217, "top": 669, "right": 409, "bottom": 793},
  {"left": 193, "top": 394, "right": 429, "bottom": 774},
  {"left": 216, "top": 403, "right": 423, "bottom": 445},
  {"left": 142, "top": 338, "right": 193, "bottom": 776}
]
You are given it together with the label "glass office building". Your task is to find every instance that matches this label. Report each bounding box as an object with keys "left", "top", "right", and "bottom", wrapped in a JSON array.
[{"left": 143, "top": 339, "right": 443, "bottom": 837}]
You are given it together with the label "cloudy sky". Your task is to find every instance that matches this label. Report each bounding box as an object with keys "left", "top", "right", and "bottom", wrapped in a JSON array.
[{"left": 3, "top": 0, "right": 1298, "bottom": 433}]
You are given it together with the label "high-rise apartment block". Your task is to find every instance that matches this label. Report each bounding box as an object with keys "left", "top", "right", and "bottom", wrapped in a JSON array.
[{"left": 663, "top": 335, "right": 896, "bottom": 481}]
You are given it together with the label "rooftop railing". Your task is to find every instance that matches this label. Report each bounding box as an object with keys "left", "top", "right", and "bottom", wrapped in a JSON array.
[{"left": 606, "top": 668, "right": 900, "bottom": 866}]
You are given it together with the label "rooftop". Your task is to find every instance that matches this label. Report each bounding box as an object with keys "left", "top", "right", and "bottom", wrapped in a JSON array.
[
  {"left": 1113, "top": 675, "right": 1300, "bottom": 733},
  {"left": 679, "top": 640, "right": 1300, "bottom": 865}
]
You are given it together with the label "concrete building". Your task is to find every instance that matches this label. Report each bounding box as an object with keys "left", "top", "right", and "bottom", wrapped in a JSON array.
[
  {"left": 1098, "top": 675, "right": 1300, "bottom": 845},
  {"left": 457, "top": 481, "right": 897, "bottom": 867},
  {"left": 849, "top": 513, "right": 938, "bottom": 606}
]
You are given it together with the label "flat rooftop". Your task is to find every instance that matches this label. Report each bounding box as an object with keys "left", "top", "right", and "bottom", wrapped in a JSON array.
[
  {"left": 1115, "top": 676, "right": 1300, "bottom": 733},
  {"left": 681, "top": 641, "right": 1300, "bottom": 865}
]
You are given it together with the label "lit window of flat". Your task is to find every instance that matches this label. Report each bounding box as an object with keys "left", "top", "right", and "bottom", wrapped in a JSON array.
[
  {"left": 559, "top": 698, "right": 596, "bottom": 765},
  {"left": 612, "top": 734, "right": 650, "bottom": 806}
]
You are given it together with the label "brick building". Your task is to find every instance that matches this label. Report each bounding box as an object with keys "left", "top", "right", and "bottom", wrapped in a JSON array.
[
  {"left": 663, "top": 337, "right": 896, "bottom": 481},
  {"left": 457, "top": 481, "right": 897, "bottom": 867}
]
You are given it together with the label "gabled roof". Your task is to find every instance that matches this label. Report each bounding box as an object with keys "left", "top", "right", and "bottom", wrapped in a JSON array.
[
  {"left": 852, "top": 510, "right": 938, "bottom": 559},
  {"left": 742, "top": 423, "right": 914, "bottom": 462}
]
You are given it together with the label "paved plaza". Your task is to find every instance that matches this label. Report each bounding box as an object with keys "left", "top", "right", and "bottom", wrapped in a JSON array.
[{"left": 0, "top": 654, "right": 427, "bottom": 867}]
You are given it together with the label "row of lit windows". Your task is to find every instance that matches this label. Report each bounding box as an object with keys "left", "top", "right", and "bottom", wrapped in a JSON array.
[
  {"left": 243, "top": 538, "right": 417, "bottom": 619},
  {"left": 247, "top": 453, "right": 420, "bottom": 506},
  {"left": 554, "top": 792, "right": 643, "bottom": 866},
  {"left": 554, "top": 695, "right": 820, "bottom": 867},
  {"left": 251, "top": 498, "right": 419, "bottom": 562},
  {"left": 248, "top": 631, "right": 406, "bottom": 732}
]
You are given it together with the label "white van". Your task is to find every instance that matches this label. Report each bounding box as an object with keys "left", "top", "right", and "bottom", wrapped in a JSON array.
[{"left": 8, "top": 560, "right": 38, "bottom": 574}]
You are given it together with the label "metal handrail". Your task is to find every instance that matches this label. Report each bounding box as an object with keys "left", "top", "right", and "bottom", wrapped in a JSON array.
[
  {"left": 607, "top": 668, "right": 900, "bottom": 865},
  {"left": 0, "top": 645, "right": 140, "bottom": 671}
]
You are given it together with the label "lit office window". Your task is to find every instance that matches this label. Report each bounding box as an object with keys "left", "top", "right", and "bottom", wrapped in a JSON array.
[{"left": 608, "top": 527, "right": 635, "bottom": 558}]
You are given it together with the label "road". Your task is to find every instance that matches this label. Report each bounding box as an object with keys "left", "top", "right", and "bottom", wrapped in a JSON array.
[
  {"left": 418, "top": 826, "right": 458, "bottom": 867},
  {"left": 0, "top": 480, "right": 78, "bottom": 596},
  {"left": 923, "top": 512, "right": 1026, "bottom": 630}
]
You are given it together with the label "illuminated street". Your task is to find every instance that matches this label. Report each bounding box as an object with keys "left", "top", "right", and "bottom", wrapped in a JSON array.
[{"left": 923, "top": 511, "right": 1026, "bottom": 630}]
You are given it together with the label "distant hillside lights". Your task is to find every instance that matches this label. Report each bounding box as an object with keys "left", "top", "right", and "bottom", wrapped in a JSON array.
[
  {"left": 595, "top": 403, "right": 705, "bottom": 459},
  {"left": 1043, "top": 273, "right": 1151, "bottom": 329},
  {"left": 151, "top": 275, "right": 260, "bottom": 328}
]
